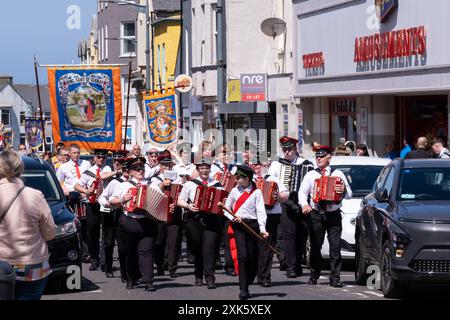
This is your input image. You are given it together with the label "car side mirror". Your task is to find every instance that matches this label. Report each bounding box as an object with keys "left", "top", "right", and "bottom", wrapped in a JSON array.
[{"left": 375, "top": 189, "right": 389, "bottom": 203}]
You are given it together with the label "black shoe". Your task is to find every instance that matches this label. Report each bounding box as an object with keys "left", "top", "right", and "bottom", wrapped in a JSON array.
[
  {"left": 136, "top": 278, "right": 144, "bottom": 285},
  {"left": 308, "top": 278, "right": 318, "bottom": 285},
  {"left": 145, "top": 283, "right": 156, "bottom": 292},
  {"left": 239, "top": 290, "right": 251, "bottom": 300},
  {"left": 225, "top": 269, "right": 237, "bottom": 277},
  {"left": 126, "top": 281, "right": 136, "bottom": 290},
  {"left": 121, "top": 277, "right": 127, "bottom": 284},
  {"left": 207, "top": 281, "right": 216, "bottom": 289},
  {"left": 258, "top": 280, "right": 271, "bottom": 287},
  {"left": 330, "top": 280, "right": 343, "bottom": 288},
  {"left": 105, "top": 272, "right": 114, "bottom": 279},
  {"left": 195, "top": 278, "right": 203, "bottom": 286},
  {"left": 89, "top": 260, "right": 99, "bottom": 271},
  {"left": 169, "top": 271, "right": 177, "bottom": 279},
  {"left": 286, "top": 271, "right": 297, "bottom": 278}
]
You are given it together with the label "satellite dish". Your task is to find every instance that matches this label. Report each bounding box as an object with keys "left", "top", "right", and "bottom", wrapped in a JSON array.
[{"left": 261, "top": 17, "right": 286, "bottom": 38}]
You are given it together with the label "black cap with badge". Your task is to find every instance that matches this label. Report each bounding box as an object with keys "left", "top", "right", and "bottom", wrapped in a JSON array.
[
  {"left": 94, "top": 149, "right": 109, "bottom": 158},
  {"left": 231, "top": 164, "right": 255, "bottom": 179},
  {"left": 127, "top": 157, "right": 147, "bottom": 170},
  {"left": 279, "top": 136, "right": 299, "bottom": 148},
  {"left": 315, "top": 146, "right": 334, "bottom": 158},
  {"left": 195, "top": 158, "right": 212, "bottom": 167}
]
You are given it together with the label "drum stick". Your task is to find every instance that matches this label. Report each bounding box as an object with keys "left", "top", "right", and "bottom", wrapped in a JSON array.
[{"left": 218, "top": 203, "right": 278, "bottom": 255}]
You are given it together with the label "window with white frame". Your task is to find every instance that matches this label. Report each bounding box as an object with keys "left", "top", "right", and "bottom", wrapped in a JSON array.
[
  {"left": 121, "top": 22, "right": 136, "bottom": 56},
  {"left": 1, "top": 109, "right": 11, "bottom": 126}
]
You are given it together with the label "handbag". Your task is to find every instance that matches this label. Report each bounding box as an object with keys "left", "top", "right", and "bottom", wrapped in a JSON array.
[{"left": 0, "top": 186, "right": 26, "bottom": 225}]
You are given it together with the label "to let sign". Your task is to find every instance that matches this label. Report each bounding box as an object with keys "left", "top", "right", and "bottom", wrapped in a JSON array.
[{"left": 240, "top": 74, "right": 267, "bottom": 102}]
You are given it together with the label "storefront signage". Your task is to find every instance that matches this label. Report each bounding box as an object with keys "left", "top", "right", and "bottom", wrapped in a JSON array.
[
  {"left": 354, "top": 26, "right": 426, "bottom": 63},
  {"left": 240, "top": 74, "right": 267, "bottom": 102},
  {"left": 376, "top": 0, "right": 398, "bottom": 23},
  {"left": 303, "top": 52, "right": 325, "bottom": 68}
]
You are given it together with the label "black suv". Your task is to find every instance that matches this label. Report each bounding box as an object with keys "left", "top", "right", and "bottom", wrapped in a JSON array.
[
  {"left": 21, "top": 156, "right": 82, "bottom": 290},
  {"left": 355, "top": 159, "right": 450, "bottom": 298}
]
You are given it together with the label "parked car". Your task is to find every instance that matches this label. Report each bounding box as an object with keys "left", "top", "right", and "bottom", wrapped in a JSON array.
[
  {"left": 320, "top": 156, "right": 391, "bottom": 260},
  {"left": 22, "top": 155, "right": 82, "bottom": 290},
  {"left": 355, "top": 159, "right": 450, "bottom": 298}
]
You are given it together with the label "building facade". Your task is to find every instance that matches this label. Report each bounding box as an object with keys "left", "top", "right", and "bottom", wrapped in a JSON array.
[{"left": 293, "top": 0, "right": 450, "bottom": 157}]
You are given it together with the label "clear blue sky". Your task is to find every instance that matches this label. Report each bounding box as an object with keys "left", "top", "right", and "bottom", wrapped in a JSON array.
[{"left": 0, "top": 0, "right": 97, "bottom": 84}]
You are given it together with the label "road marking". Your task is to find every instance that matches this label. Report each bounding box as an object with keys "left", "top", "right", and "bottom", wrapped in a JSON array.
[
  {"left": 86, "top": 289, "right": 103, "bottom": 293},
  {"left": 364, "top": 290, "right": 384, "bottom": 297}
]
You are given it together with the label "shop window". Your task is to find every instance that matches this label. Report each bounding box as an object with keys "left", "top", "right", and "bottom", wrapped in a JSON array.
[{"left": 329, "top": 97, "right": 357, "bottom": 147}]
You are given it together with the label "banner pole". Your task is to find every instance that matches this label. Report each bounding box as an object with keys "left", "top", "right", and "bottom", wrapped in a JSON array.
[
  {"left": 34, "top": 56, "right": 47, "bottom": 152},
  {"left": 124, "top": 61, "right": 132, "bottom": 151}
]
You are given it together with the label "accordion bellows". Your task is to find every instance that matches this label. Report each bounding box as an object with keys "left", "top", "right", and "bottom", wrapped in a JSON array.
[
  {"left": 125, "top": 185, "right": 170, "bottom": 222},
  {"left": 313, "top": 176, "right": 344, "bottom": 203}
]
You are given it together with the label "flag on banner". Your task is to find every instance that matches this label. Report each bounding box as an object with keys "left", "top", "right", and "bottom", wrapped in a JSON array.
[
  {"left": 48, "top": 67, "right": 122, "bottom": 151},
  {"left": 2, "top": 130, "right": 13, "bottom": 150},
  {"left": 25, "top": 119, "right": 45, "bottom": 151},
  {"left": 143, "top": 89, "right": 178, "bottom": 149}
]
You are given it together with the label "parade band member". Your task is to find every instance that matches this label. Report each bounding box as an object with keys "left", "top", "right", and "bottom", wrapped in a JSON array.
[
  {"left": 150, "top": 151, "right": 179, "bottom": 277},
  {"left": 98, "top": 151, "right": 129, "bottom": 280},
  {"left": 75, "top": 149, "right": 117, "bottom": 271},
  {"left": 268, "top": 136, "right": 314, "bottom": 278},
  {"left": 110, "top": 157, "right": 157, "bottom": 292},
  {"left": 144, "top": 147, "right": 160, "bottom": 182},
  {"left": 224, "top": 165, "right": 268, "bottom": 300},
  {"left": 211, "top": 144, "right": 236, "bottom": 276},
  {"left": 254, "top": 160, "right": 289, "bottom": 288},
  {"left": 177, "top": 158, "right": 223, "bottom": 289},
  {"left": 298, "top": 146, "right": 352, "bottom": 288},
  {"left": 56, "top": 143, "right": 92, "bottom": 262}
]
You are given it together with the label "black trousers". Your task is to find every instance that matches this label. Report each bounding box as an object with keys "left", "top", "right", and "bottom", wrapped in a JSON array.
[
  {"left": 232, "top": 219, "right": 259, "bottom": 292},
  {"left": 155, "top": 221, "right": 167, "bottom": 270},
  {"left": 257, "top": 214, "right": 280, "bottom": 282},
  {"left": 115, "top": 213, "right": 129, "bottom": 280},
  {"left": 221, "top": 217, "right": 234, "bottom": 272},
  {"left": 119, "top": 215, "right": 158, "bottom": 284},
  {"left": 86, "top": 203, "right": 101, "bottom": 263},
  {"left": 280, "top": 206, "right": 309, "bottom": 274},
  {"left": 101, "top": 210, "right": 125, "bottom": 274},
  {"left": 165, "top": 208, "right": 183, "bottom": 272},
  {"left": 185, "top": 213, "right": 222, "bottom": 281},
  {"left": 309, "top": 210, "right": 342, "bottom": 281}
]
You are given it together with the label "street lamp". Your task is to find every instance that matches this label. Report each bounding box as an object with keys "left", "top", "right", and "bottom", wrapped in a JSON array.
[{"left": 101, "top": 0, "right": 151, "bottom": 91}]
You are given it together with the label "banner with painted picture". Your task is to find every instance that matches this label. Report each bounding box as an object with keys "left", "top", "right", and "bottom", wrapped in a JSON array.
[
  {"left": 25, "top": 119, "right": 45, "bottom": 152},
  {"left": 1, "top": 130, "right": 13, "bottom": 150},
  {"left": 143, "top": 89, "right": 178, "bottom": 149},
  {"left": 48, "top": 67, "right": 123, "bottom": 151}
]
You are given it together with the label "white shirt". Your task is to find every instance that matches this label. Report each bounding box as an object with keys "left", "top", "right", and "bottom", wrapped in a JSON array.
[
  {"left": 56, "top": 159, "right": 91, "bottom": 192},
  {"left": 144, "top": 163, "right": 160, "bottom": 181},
  {"left": 111, "top": 178, "right": 149, "bottom": 219},
  {"left": 253, "top": 175, "right": 287, "bottom": 215},
  {"left": 98, "top": 176, "right": 127, "bottom": 209},
  {"left": 298, "top": 166, "right": 353, "bottom": 212},
  {"left": 78, "top": 164, "right": 112, "bottom": 189},
  {"left": 439, "top": 148, "right": 450, "bottom": 159},
  {"left": 224, "top": 184, "right": 267, "bottom": 233}
]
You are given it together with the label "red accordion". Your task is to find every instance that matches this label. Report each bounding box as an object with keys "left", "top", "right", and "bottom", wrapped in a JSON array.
[
  {"left": 125, "top": 185, "right": 149, "bottom": 212},
  {"left": 214, "top": 172, "right": 238, "bottom": 193},
  {"left": 193, "top": 185, "right": 228, "bottom": 215},
  {"left": 313, "top": 176, "right": 344, "bottom": 203},
  {"left": 164, "top": 184, "right": 183, "bottom": 224},
  {"left": 255, "top": 179, "right": 279, "bottom": 208}
]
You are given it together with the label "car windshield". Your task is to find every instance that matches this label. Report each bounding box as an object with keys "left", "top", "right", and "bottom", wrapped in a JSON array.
[
  {"left": 398, "top": 168, "right": 450, "bottom": 201},
  {"left": 332, "top": 165, "right": 384, "bottom": 198},
  {"left": 21, "top": 170, "right": 62, "bottom": 202}
]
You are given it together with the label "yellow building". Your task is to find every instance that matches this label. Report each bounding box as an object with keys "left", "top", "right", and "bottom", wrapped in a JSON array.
[{"left": 153, "top": 13, "right": 181, "bottom": 90}]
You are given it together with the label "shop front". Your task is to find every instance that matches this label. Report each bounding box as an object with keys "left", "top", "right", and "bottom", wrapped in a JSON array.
[{"left": 293, "top": 0, "right": 450, "bottom": 157}]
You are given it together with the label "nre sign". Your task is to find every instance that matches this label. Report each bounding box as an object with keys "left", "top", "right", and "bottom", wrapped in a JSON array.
[{"left": 303, "top": 52, "right": 325, "bottom": 69}]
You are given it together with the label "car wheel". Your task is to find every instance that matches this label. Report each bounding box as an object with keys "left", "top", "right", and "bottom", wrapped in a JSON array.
[
  {"left": 355, "top": 232, "right": 368, "bottom": 285},
  {"left": 381, "top": 241, "right": 406, "bottom": 298}
]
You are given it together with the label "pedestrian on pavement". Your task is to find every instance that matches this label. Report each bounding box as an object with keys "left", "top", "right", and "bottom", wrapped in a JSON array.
[
  {"left": 400, "top": 136, "right": 414, "bottom": 159},
  {"left": 405, "top": 137, "right": 433, "bottom": 159},
  {"left": 384, "top": 142, "right": 400, "bottom": 160},
  {"left": 356, "top": 144, "right": 369, "bottom": 157},
  {"left": 0, "top": 150, "right": 56, "bottom": 300},
  {"left": 335, "top": 138, "right": 352, "bottom": 156},
  {"left": 431, "top": 138, "right": 450, "bottom": 159}
]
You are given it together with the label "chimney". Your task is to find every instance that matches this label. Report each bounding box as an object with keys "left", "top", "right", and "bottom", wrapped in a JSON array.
[{"left": 0, "top": 75, "right": 13, "bottom": 86}]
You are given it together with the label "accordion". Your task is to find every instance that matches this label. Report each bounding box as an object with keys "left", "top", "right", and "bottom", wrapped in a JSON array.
[
  {"left": 193, "top": 185, "right": 228, "bottom": 215},
  {"left": 125, "top": 185, "right": 170, "bottom": 222},
  {"left": 255, "top": 179, "right": 279, "bottom": 208},
  {"left": 214, "top": 171, "right": 238, "bottom": 193},
  {"left": 313, "top": 176, "right": 344, "bottom": 204},
  {"left": 279, "top": 162, "right": 310, "bottom": 193},
  {"left": 164, "top": 184, "right": 183, "bottom": 224},
  {"left": 88, "top": 178, "right": 103, "bottom": 204}
]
